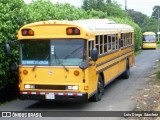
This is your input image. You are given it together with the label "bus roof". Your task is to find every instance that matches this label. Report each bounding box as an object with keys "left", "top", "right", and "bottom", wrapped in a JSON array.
[
  {"left": 143, "top": 32, "right": 156, "bottom": 35},
  {"left": 21, "top": 19, "right": 134, "bottom": 33}
]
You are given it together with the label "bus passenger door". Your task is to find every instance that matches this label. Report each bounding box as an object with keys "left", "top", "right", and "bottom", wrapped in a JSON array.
[{"left": 87, "top": 40, "right": 98, "bottom": 95}]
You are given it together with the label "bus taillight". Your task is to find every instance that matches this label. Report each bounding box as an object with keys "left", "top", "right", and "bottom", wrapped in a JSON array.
[
  {"left": 22, "top": 29, "right": 34, "bottom": 36},
  {"left": 66, "top": 27, "right": 80, "bottom": 35}
]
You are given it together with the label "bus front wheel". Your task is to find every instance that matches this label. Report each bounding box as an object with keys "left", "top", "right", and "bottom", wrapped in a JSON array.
[{"left": 90, "top": 75, "right": 104, "bottom": 102}]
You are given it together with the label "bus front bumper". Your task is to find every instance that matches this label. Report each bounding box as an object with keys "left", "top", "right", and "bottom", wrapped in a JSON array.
[{"left": 19, "top": 91, "right": 88, "bottom": 102}]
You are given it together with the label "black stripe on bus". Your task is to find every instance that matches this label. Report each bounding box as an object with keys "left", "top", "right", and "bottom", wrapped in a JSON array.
[
  {"left": 121, "top": 44, "right": 134, "bottom": 50},
  {"left": 98, "top": 44, "right": 133, "bottom": 58},
  {"left": 99, "top": 49, "right": 118, "bottom": 58},
  {"left": 96, "top": 49, "right": 133, "bottom": 67},
  {"left": 96, "top": 54, "right": 132, "bottom": 74},
  {"left": 96, "top": 61, "right": 119, "bottom": 74},
  {"left": 96, "top": 55, "right": 120, "bottom": 67}
]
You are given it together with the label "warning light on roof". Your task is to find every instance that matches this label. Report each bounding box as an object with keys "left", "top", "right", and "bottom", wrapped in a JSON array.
[
  {"left": 22, "top": 29, "right": 34, "bottom": 36},
  {"left": 66, "top": 27, "right": 80, "bottom": 35}
]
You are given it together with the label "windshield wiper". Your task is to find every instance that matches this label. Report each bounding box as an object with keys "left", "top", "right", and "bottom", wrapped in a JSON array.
[
  {"left": 32, "top": 55, "right": 49, "bottom": 71},
  {"left": 64, "top": 45, "right": 83, "bottom": 59},
  {"left": 54, "top": 53, "right": 69, "bottom": 72}
]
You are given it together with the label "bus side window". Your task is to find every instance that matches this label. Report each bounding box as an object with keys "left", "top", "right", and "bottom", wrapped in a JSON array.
[
  {"left": 119, "top": 39, "right": 123, "bottom": 48},
  {"left": 120, "top": 33, "right": 124, "bottom": 48},
  {"left": 95, "top": 35, "right": 99, "bottom": 54},
  {"left": 89, "top": 40, "right": 94, "bottom": 57},
  {"left": 116, "top": 34, "right": 118, "bottom": 49},
  {"left": 100, "top": 35, "right": 103, "bottom": 54},
  {"left": 112, "top": 36, "right": 115, "bottom": 50},
  {"left": 104, "top": 35, "right": 107, "bottom": 53},
  {"left": 108, "top": 36, "right": 112, "bottom": 51}
]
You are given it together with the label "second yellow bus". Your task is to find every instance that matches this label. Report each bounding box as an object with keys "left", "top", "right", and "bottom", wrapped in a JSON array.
[{"left": 142, "top": 32, "right": 157, "bottom": 49}]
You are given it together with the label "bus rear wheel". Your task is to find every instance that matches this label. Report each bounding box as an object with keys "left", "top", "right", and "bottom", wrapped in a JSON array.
[{"left": 90, "top": 75, "right": 104, "bottom": 102}]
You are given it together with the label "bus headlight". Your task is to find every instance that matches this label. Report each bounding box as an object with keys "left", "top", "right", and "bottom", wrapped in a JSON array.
[
  {"left": 24, "top": 84, "right": 35, "bottom": 89},
  {"left": 66, "top": 86, "right": 78, "bottom": 90}
]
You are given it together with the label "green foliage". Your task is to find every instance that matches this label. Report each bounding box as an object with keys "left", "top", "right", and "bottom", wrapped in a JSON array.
[
  {"left": 127, "top": 9, "right": 158, "bottom": 34},
  {"left": 105, "top": 1, "right": 126, "bottom": 18},
  {"left": 0, "top": 0, "right": 27, "bottom": 90},
  {"left": 151, "top": 6, "right": 160, "bottom": 19},
  {"left": 26, "top": 0, "right": 107, "bottom": 21},
  {"left": 142, "top": 18, "right": 158, "bottom": 33},
  {"left": 127, "top": 9, "right": 148, "bottom": 27},
  {"left": 82, "top": 0, "right": 125, "bottom": 18}
]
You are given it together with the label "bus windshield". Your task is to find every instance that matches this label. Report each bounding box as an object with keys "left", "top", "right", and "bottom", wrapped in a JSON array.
[
  {"left": 143, "top": 35, "right": 156, "bottom": 42},
  {"left": 20, "top": 39, "right": 86, "bottom": 66}
]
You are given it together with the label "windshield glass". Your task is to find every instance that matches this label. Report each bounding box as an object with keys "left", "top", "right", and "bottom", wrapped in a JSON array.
[
  {"left": 20, "top": 40, "right": 50, "bottom": 65},
  {"left": 20, "top": 39, "right": 86, "bottom": 66},
  {"left": 143, "top": 35, "right": 156, "bottom": 42},
  {"left": 51, "top": 39, "right": 86, "bottom": 66}
]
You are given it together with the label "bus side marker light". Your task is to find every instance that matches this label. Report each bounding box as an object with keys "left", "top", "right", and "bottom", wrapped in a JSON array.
[{"left": 84, "top": 86, "right": 89, "bottom": 90}]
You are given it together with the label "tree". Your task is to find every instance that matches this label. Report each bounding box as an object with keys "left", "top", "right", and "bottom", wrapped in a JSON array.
[
  {"left": 82, "top": 0, "right": 89, "bottom": 10},
  {"left": 0, "top": 0, "right": 28, "bottom": 101},
  {"left": 106, "top": 0, "right": 111, "bottom": 4},
  {"left": 127, "top": 9, "right": 158, "bottom": 34},
  {"left": 105, "top": 1, "right": 125, "bottom": 18},
  {"left": 82, "top": 0, "right": 125, "bottom": 18},
  {"left": 82, "top": 0, "right": 106, "bottom": 11},
  {"left": 151, "top": 6, "right": 160, "bottom": 19},
  {"left": 127, "top": 9, "right": 148, "bottom": 27}
]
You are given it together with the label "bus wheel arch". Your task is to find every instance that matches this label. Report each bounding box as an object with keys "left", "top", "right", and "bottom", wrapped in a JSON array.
[
  {"left": 121, "top": 58, "right": 130, "bottom": 79},
  {"left": 90, "top": 73, "right": 104, "bottom": 102}
]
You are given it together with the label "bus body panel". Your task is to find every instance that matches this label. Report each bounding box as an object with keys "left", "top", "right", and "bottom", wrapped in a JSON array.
[{"left": 143, "top": 42, "right": 157, "bottom": 49}]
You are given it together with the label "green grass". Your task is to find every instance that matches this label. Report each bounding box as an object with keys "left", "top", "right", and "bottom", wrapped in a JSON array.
[
  {"left": 134, "top": 50, "right": 142, "bottom": 56},
  {"left": 157, "top": 43, "right": 160, "bottom": 47},
  {"left": 156, "top": 70, "right": 160, "bottom": 79}
]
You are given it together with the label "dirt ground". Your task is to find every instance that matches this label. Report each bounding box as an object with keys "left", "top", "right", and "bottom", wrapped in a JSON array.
[{"left": 123, "top": 59, "right": 160, "bottom": 120}]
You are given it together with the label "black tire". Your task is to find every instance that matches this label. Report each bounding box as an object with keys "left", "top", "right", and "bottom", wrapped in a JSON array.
[
  {"left": 121, "top": 60, "right": 130, "bottom": 79},
  {"left": 90, "top": 75, "right": 104, "bottom": 102}
]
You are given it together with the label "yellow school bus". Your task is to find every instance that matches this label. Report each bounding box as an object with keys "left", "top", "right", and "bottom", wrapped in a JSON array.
[
  {"left": 142, "top": 32, "right": 157, "bottom": 49},
  {"left": 13, "top": 19, "right": 134, "bottom": 102}
]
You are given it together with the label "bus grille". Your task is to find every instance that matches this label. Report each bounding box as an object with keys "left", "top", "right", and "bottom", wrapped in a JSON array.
[{"left": 35, "top": 85, "right": 66, "bottom": 90}]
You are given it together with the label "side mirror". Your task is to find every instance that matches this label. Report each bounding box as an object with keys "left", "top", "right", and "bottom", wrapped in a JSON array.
[
  {"left": 91, "top": 48, "right": 98, "bottom": 62},
  {"left": 4, "top": 43, "right": 10, "bottom": 55},
  {"left": 10, "top": 63, "right": 18, "bottom": 71}
]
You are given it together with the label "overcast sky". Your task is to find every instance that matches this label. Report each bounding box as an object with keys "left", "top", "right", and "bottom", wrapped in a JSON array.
[{"left": 24, "top": 0, "right": 160, "bottom": 17}]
